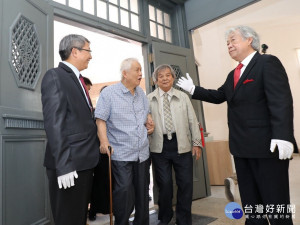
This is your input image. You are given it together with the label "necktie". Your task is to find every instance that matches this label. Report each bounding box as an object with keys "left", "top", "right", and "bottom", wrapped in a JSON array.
[
  {"left": 233, "top": 63, "right": 243, "bottom": 89},
  {"left": 79, "top": 75, "right": 93, "bottom": 111},
  {"left": 163, "top": 93, "right": 173, "bottom": 140}
]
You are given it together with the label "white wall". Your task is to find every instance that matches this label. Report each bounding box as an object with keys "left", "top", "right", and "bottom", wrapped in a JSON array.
[{"left": 192, "top": 0, "right": 300, "bottom": 147}]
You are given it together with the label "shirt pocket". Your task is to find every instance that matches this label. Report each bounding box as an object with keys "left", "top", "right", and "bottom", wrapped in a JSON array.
[{"left": 133, "top": 98, "right": 147, "bottom": 122}]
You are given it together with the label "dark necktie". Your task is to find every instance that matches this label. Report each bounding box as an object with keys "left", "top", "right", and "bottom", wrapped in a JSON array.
[
  {"left": 233, "top": 63, "right": 243, "bottom": 89},
  {"left": 79, "top": 75, "right": 93, "bottom": 111}
]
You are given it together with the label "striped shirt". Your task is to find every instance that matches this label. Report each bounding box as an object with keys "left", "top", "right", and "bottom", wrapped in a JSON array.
[{"left": 95, "top": 82, "right": 149, "bottom": 162}]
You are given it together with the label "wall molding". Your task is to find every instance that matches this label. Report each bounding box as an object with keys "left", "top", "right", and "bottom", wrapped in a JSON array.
[{"left": 2, "top": 114, "right": 44, "bottom": 129}]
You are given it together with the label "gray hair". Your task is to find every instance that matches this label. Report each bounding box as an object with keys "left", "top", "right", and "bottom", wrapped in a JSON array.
[
  {"left": 225, "top": 25, "right": 260, "bottom": 52},
  {"left": 152, "top": 64, "right": 175, "bottom": 83},
  {"left": 120, "top": 58, "right": 139, "bottom": 77},
  {"left": 59, "top": 34, "right": 90, "bottom": 61}
]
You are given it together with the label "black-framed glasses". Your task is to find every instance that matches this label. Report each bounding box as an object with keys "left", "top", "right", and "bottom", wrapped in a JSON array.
[{"left": 74, "top": 47, "right": 92, "bottom": 53}]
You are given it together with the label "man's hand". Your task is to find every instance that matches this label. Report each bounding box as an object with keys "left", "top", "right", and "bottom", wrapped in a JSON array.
[
  {"left": 96, "top": 119, "right": 113, "bottom": 156},
  {"left": 192, "top": 146, "right": 202, "bottom": 160},
  {"left": 146, "top": 114, "right": 155, "bottom": 135},
  {"left": 100, "top": 143, "right": 114, "bottom": 156},
  {"left": 177, "top": 73, "right": 195, "bottom": 95},
  {"left": 270, "top": 139, "right": 293, "bottom": 160},
  {"left": 57, "top": 171, "right": 78, "bottom": 189}
]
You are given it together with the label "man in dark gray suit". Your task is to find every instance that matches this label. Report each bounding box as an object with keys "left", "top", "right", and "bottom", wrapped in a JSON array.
[
  {"left": 177, "top": 25, "right": 297, "bottom": 225},
  {"left": 41, "top": 34, "right": 99, "bottom": 225}
]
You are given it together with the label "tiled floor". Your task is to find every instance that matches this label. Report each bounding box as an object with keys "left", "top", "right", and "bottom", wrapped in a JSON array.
[{"left": 88, "top": 154, "right": 300, "bottom": 225}]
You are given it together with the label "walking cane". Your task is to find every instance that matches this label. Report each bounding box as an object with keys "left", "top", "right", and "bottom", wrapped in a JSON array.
[
  {"left": 199, "top": 123, "right": 205, "bottom": 147},
  {"left": 108, "top": 146, "right": 113, "bottom": 225}
]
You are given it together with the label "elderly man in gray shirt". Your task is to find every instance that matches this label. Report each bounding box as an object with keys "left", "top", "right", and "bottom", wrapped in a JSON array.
[{"left": 95, "top": 58, "right": 154, "bottom": 225}]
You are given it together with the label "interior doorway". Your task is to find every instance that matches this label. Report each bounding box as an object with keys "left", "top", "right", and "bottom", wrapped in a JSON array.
[{"left": 54, "top": 19, "right": 154, "bottom": 223}]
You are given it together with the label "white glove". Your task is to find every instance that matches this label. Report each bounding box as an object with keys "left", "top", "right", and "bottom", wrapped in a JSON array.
[
  {"left": 176, "top": 73, "right": 195, "bottom": 95},
  {"left": 57, "top": 171, "right": 78, "bottom": 189},
  {"left": 270, "top": 139, "right": 293, "bottom": 160}
]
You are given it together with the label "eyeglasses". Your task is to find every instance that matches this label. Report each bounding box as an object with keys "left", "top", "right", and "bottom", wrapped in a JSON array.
[{"left": 74, "top": 47, "right": 92, "bottom": 53}]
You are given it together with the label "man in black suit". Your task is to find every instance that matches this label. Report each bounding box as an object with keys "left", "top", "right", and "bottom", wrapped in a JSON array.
[
  {"left": 41, "top": 34, "right": 99, "bottom": 225},
  {"left": 177, "top": 25, "right": 297, "bottom": 225}
]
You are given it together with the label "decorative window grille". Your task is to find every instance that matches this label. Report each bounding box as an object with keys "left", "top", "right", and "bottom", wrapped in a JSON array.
[
  {"left": 9, "top": 14, "right": 41, "bottom": 90},
  {"left": 170, "top": 65, "right": 183, "bottom": 89},
  {"left": 170, "top": 65, "right": 183, "bottom": 79}
]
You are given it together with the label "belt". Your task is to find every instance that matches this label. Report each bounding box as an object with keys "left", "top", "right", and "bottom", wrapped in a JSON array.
[{"left": 163, "top": 133, "right": 176, "bottom": 139}]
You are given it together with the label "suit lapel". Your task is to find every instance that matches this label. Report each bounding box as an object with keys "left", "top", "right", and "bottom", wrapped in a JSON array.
[
  {"left": 227, "top": 70, "right": 235, "bottom": 102},
  {"left": 151, "top": 89, "right": 162, "bottom": 118},
  {"left": 235, "top": 52, "right": 259, "bottom": 90},
  {"left": 230, "top": 52, "right": 260, "bottom": 100},
  {"left": 59, "top": 63, "right": 92, "bottom": 112}
]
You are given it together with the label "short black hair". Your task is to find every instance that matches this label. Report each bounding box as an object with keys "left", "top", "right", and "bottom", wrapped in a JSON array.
[
  {"left": 83, "top": 76, "right": 92, "bottom": 86},
  {"left": 100, "top": 85, "right": 108, "bottom": 93}
]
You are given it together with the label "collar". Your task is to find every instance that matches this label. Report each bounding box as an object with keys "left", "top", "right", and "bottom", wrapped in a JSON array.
[
  {"left": 149, "top": 87, "right": 180, "bottom": 101},
  {"left": 62, "top": 61, "right": 80, "bottom": 78},
  {"left": 158, "top": 87, "right": 174, "bottom": 97},
  {"left": 119, "top": 82, "right": 136, "bottom": 95},
  {"left": 241, "top": 51, "right": 257, "bottom": 67}
]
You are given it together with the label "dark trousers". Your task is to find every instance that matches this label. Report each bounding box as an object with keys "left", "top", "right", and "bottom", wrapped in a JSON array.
[
  {"left": 234, "top": 157, "right": 293, "bottom": 225},
  {"left": 47, "top": 168, "right": 94, "bottom": 225},
  {"left": 89, "top": 153, "right": 110, "bottom": 215},
  {"left": 112, "top": 159, "right": 150, "bottom": 225},
  {"left": 151, "top": 135, "right": 193, "bottom": 225}
]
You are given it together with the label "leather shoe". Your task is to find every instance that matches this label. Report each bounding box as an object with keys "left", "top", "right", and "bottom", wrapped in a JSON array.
[
  {"left": 224, "top": 177, "right": 235, "bottom": 202},
  {"left": 88, "top": 211, "right": 96, "bottom": 221}
]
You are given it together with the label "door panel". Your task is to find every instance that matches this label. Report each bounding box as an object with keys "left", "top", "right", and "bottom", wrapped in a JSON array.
[
  {"left": 0, "top": 0, "right": 53, "bottom": 224},
  {"left": 151, "top": 41, "right": 210, "bottom": 203},
  {"left": 152, "top": 42, "right": 197, "bottom": 83}
]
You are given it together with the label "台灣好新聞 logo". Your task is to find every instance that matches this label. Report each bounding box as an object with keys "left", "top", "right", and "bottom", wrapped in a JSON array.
[{"left": 225, "top": 202, "right": 243, "bottom": 219}]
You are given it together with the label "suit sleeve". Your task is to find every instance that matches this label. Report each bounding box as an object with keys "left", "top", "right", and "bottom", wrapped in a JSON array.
[
  {"left": 263, "top": 55, "right": 294, "bottom": 142},
  {"left": 41, "top": 70, "right": 74, "bottom": 176},
  {"left": 184, "top": 94, "right": 202, "bottom": 147},
  {"left": 192, "top": 83, "right": 227, "bottom": 104}
]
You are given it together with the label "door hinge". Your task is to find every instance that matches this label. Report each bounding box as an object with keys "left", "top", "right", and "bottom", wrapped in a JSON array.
[{"left": 148, "top": 53, "right": 153, "bottom": 63}]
